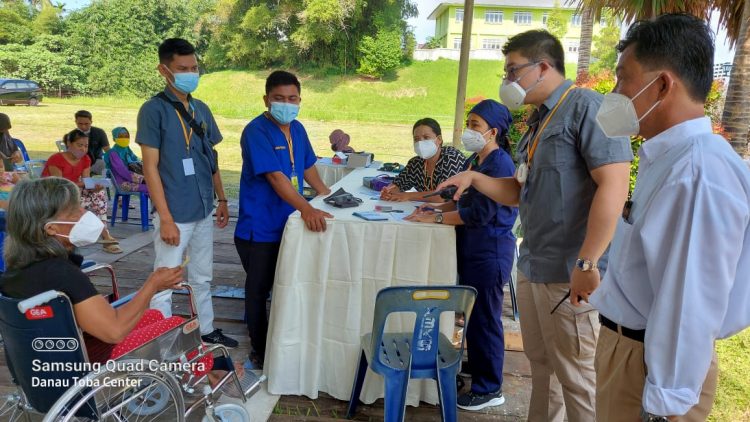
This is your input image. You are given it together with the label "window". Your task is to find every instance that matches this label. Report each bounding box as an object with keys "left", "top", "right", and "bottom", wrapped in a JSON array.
[
  {"left": 571, "top": 13, "right": 582, "bottom": 26},
  {"left": 514, "top": 11, "right": 532, "bottom": 25},
  {"left": 482, "top": 38, "right": 504, "bottom": 50},
  {"left": 567, "top": 42, "right": 579, "bottom": 53},
  {"left": 485, "top": 11, "right": 503, "bottom": 24},
  {"left": 455, "top": 9, "right": 463, "bottom": 22},
  {"left": 599, "top": 16, "right": 607, "bottom": 26},
  {"left": 453, "top": 38, "right": 462, "bottom": 49},
  {"left": 542, "top": 12, "right": 549, "bottom": 26}
]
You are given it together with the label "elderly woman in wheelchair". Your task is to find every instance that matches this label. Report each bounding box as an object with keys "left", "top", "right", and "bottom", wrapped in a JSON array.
[{"left": 0, "top": 177, "right": 262, "bottom": 421}]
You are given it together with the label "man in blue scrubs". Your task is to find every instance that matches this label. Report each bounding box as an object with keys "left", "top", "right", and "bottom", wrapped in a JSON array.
[{"left": 235, "top": 70, "right": 331, "bottom": 368}]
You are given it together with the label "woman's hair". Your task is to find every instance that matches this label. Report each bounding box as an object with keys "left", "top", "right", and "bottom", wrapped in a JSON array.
[
  {"left": 494, "top": 130, "right": 512, "bottom": 155},
  {"left": 65, "top": 129, "right": 88, "bottom": 145},
  {"left": 412, "top": 118, "right": 442, "bottom": 137},
  {"left": 4, "top": 177, "right": 81, "bottom": 270}
]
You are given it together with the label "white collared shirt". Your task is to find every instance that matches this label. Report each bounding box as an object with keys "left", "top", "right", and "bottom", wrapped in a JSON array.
[{"left": 590, "top": 117, "right": 750, "bottom": 416}]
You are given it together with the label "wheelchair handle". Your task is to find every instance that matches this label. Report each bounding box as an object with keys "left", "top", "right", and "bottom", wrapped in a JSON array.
[
  {"left": 17, "top": 290, "right": 60, "bottom": 313},
  {"left": 178, "top": 283, "right": 199, "bottom": 318}
]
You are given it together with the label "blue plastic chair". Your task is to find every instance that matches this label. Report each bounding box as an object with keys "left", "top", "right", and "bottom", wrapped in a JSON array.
[
  {"left": 107, "top": 169, "right": 150, "bottom": 231},
  {"left": 11, "top": 139, "right": 45, "bottom": 178},
  {"left": 346, "top": 285, "right": 477, "bottom": 422}
]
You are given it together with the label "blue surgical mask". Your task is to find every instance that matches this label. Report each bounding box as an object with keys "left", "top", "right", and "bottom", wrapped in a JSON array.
[
  {"left": 164, "top": 66, "right": 199, "bottom": 94},
  {"left": 270, "top": 102, "right": 300, "bottom": 125}
]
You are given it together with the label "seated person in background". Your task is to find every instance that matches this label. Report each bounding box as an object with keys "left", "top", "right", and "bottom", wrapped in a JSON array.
[
  {"left": 104, "top": 127, "right": 148, "bottom": 193},
  {"left": 0, "top": 171, "right": 20, "bottom": 209},
  {"left": 381, "top": 118, "right": 467, "bottom": 201},
  {"left": 0, "top": 113, "right": 24, "bottom": 170},
  {"left": 0, "top": 177, "right": 248, "bottom": 393},
  {"left": 43, "top": 129, "right": 122, "bottom": 254},
  {"left": 74, "top": 110, "right": 110, "bottom": 175},
  {"left": 329, "top": 129, "right": 355, "bottom": 154}
]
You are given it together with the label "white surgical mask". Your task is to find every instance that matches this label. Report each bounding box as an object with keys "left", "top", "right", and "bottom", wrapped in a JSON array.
[
  {"left": 46, "top": 211, "right": 105, "bottom": 247},
  {"left": 414, "top": 139, "right": 439, "bottom": 159},
  {"left": 499, "top": 64, "right": 542, "bottom": 110},
  {"left": 461, "top": 128, "right": 491, "bottom": 152},
  {"left": 595, "top": 75, "right": 662, "bottom": 138}
]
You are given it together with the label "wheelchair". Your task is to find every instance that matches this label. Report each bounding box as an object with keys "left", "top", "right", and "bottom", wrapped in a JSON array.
[{"left": 0, "top": 264, "right": 264, "bottom": 421}]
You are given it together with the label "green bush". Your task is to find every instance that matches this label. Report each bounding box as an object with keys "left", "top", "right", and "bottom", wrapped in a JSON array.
[{"left": 357, "top": 28, "right": 403, "bottom": 78}]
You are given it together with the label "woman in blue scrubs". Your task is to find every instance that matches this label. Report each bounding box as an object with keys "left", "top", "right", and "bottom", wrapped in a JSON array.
[{"left": 407, "top": 99, "right": 518, "bottom": 411}]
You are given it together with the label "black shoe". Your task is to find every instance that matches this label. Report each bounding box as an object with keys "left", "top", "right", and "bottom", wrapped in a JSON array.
[
  {"left": 457, "top": 390, "right": 505, "bottom": 411},
  {"left": 201, "top": 329, "right": 239, "bottom": 348}
]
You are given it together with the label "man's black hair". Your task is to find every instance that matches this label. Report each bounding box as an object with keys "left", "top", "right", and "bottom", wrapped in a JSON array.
[
  {"left": 265, "top": 70, "right": 301, "bottom": 95},
  {"left": 413, "top": 118, "right": 442, "bottom": 137},
  {"left": 74, "top": 110, "right": 92, "bottom": 120},
  {"left": 158, "top": 38, "right": 196, "bottom": 64},
  {"left": 617, "top": 13, "right": 714, "bottom": 102},
  {"left": 502, "top": 30, "right": 565, "bottom": 75}
]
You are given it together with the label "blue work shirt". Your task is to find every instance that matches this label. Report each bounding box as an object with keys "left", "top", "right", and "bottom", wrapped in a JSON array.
[
  {"left": 235, "top": 113, "right": 317, "bottom": 243},
  {"left": 456, "top": 148, "right": 518, "bottom": 286},
  {"left": 135, "top": 89, "right": 222, "bottom": 223}
]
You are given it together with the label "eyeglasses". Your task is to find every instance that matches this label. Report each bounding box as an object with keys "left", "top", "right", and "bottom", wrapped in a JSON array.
[{"left": 503, "top": 62, "right": 539, "bottom": 81}]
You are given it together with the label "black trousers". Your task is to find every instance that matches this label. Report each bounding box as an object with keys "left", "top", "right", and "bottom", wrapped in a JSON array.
[{"left": 234, "top": 237, "right": 281, "bottom": 359}]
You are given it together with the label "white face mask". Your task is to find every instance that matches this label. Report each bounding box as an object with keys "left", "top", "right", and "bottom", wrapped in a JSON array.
[
  {"left": 46, "top": 211, "right": 105, "bottom": 247},
  {"left": 499, "top": 64, "right": 542, "bottom": 111},
  {"left": 414, "top": 139, "right": 439, "bottom": 159},
  {"left": 596, "top": 75, "right": 662, "bottom": 138},
  {"left": 461, "top": 128, "right": 491, "bottom": 152}
]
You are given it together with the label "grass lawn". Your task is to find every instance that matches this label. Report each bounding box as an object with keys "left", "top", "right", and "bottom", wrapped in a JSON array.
[{"left": 3, "top": 58, "right": 749, "bottom": 420}]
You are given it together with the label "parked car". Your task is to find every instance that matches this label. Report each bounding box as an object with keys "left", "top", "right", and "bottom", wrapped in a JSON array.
[{"left": 0, "top": 79, "right": 43, "bottom": 106}]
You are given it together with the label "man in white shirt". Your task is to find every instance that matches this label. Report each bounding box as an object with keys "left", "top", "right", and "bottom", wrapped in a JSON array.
[{"left": 589, "top": 13, "right": 750, "bottom": 422}]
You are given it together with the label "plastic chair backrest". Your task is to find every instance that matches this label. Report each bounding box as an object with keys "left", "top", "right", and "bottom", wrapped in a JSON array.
[
  {"left": 0, "top": 291, "right": 96, "bottom": 416},
  {"left": 369, "top": 286, "right": 476, "bottom": 372},
  {"left": 55, "top": 139, "right": 67, "bottom": 152},
  {"left": 13, "top": 139, "right": 29, "bottom": 162}
]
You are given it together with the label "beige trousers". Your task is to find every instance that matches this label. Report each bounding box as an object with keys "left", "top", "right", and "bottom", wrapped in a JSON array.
[
  {"left": 517, "top": 273, "right": 599, "bottom": 422},
  {"left": 595, "top": 324, "right": 718, "bottom": 422}
]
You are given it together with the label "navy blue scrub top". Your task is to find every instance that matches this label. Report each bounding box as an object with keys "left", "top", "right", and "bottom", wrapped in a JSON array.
[{"left": 456, "top": 148, "right": 518, "bottom": 286}]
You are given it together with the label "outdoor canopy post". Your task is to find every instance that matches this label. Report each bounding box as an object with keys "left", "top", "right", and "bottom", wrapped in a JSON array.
[{"left": 452, "top": 0, "right": 476, "bottom": 147}]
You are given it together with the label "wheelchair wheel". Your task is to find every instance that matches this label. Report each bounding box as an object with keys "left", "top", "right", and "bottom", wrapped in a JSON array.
[
  {"left": 0, "top": 391, "right": 29, "bottom": 422},
  {"left": 43, "top": 359, "right": 185, "bottom": 422},
  {"left": 202, "top": 403, "right": 250, "bottom": 422}
]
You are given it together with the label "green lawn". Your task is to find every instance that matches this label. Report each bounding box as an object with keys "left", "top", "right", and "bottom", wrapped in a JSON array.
[{"left": 4, "top": 60, "right": 750, "bottom": 420}]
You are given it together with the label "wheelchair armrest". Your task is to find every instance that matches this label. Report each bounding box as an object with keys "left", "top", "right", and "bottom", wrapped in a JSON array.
[
  {"left": 111, "top": 292, "right": 137, "bottom": 308},
  {"left": 17, "top": 290, "right": 60, "bottom": 313},
  {"left": 82, "top": 262, "right": 120, "bottom": 301}
]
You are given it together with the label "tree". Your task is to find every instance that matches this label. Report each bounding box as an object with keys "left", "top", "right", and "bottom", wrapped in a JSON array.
[
  {"left": 576, "top": 8, "right": 594, "bottom": 77},
  {"left": 546, "top": 1, "right": 568, "bottom": 40},
  {"left": 590, "top": 10, "right": 619, "bottom": 73},
  {"left": 574, "top": 0, "right": 749, "bottom": 155},
  {"left": 357, "top": 28, "right": 402, "bottom": 78}
]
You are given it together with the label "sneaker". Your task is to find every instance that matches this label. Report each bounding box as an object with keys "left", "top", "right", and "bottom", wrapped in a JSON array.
[
  {"left": 457, "top": 390, "right": 505, "bottom": 411},
  {"left": 201, "top": 329, "right": 239, "bottom": 348}
]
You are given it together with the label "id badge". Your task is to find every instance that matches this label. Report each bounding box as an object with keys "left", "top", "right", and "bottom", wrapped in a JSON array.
[
  {"left": 182, "top": 158, "right": 195, "bottom": 176},
  {"left": 515, "top": 162, "right": 528, "bottom": 184},
  {"left": 291, "top": 175, "right": 300, "bottom": 192}
]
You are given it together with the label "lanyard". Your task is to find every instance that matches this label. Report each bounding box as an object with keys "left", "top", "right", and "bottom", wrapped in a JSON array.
[
  {"left": 284, "top": 133, "right": 295, "bottom": 171},
  {"left": 526, "top": 85, "right": 576, "bottom": 167},
  {"left": 174, "top": 109, "right": 194, "bottom": 153}
]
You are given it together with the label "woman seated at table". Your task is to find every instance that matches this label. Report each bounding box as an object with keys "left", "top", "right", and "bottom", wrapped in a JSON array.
[
  {"left": 380, "top": 118, "right": 467, "bottom": 201},
  {"left": 406, "top": 100, "right": 518, "bottom": 411},
  {"left": 0, "top": 177, "right": 248, "bottom": 394},
  {"left": 104, "top": 127, "right": 148, "bottom": 194},
  {"left": 43, "top": 129, "right": 122, "bottom": 254}
]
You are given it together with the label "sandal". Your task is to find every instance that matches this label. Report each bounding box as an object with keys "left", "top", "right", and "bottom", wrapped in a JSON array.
[
  {"left": 97, "top": 238, "right": 120, "bottom": 245},
  {"left": 103, "top": 244, "right": 123, "bottom": 254}
]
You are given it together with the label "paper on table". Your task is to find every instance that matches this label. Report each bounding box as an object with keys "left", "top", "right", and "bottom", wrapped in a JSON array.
[{"left": 83, "top": 177, "right": 112, "bottom": 189}]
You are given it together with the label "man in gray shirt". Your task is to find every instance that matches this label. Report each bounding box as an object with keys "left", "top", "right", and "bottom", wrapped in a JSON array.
[
  {"left": 136, "top": 38, "right": 237, "bottom": 348},
  {"left": 437, "top": 30, "right": 632, "bottom": 421}
]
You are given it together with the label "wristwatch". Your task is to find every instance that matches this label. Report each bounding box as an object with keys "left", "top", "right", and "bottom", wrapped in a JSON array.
[
  {"left": 575, "top": 258, "right": 596, "bottom": 272},
  {"left": 434, "top": 213, "right": 444, "bottom": 224}
]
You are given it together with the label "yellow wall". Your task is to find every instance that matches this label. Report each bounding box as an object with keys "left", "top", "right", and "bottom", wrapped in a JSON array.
[{"left": 434, "top": 5, "right": 603, "bottom": 51}]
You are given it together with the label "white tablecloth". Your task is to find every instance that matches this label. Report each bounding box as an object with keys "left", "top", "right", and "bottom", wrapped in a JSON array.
[
  {"left": 264, "top": 167, "right": 457, "bottom": 406},
  {"left": 314, "top": 158, "right": 382, "bottom": 187}
]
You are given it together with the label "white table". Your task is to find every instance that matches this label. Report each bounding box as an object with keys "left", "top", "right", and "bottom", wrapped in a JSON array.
[
  {"left": 264, "top": 167, "right": 457, "bottom": 406},
  {"left": 314, "top": 158, "right": 382, "bottom": 187}
]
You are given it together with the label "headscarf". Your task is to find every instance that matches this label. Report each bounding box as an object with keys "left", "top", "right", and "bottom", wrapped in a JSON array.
[
  {"left": 468, "top": 100, "right": 513, "bottom": 135},
  {"left": 106, "top": 126, "right": 139, "bottom": 165},
  {"left": 0, "top": 113, "right": 17, "bottom": 159},
  {"left": 329, "top": 129, "right": 354, "bottom": 153}
]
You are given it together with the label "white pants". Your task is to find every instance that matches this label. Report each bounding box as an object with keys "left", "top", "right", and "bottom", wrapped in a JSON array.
[{"left": 150, "top": 213, "right": 215, "bottom": 335}]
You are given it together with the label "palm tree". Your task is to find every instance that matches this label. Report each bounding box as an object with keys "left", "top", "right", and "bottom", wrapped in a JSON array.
[
  {"left": 576, "top": 8, "right": 595, "bottom": 78},
  {"left": 574, "top": 0, "right": 748, "bottom": 156}
]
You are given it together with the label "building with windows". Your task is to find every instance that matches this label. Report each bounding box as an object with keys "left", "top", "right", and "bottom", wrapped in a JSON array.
[{"left": 420, "top": 0, "right": 607, "bottom": 63}]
